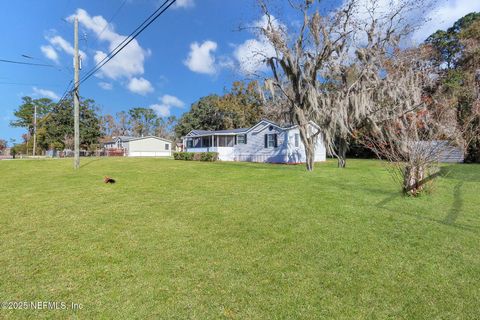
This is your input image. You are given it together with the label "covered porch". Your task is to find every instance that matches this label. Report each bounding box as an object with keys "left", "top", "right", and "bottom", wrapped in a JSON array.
[
  {"left": 184, "top": 134, "right": 236, "bottom": 150},
  {"left": 183, "top": 134, "right": 237, "bottom": 161}
]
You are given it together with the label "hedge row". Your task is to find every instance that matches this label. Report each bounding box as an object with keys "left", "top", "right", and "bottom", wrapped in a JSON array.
[{"left": 173, "top": 152, "right": 219, "bottom": 162}]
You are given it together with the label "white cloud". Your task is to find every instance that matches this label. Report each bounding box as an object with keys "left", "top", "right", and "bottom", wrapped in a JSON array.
[
  {"left": 150, "top": 104, "right": 171, "bottom": 117},
  {"left": 233, "top": 15, "right": 281, "bottom": 75},
  {"left": 98, "top": 82, "right": 113, "bottom": 90},
  {"left": 127, "top": 77, "right": 154, "bottom": 95},
  {"left": 150, "top": 94, "right": 185, "bottom": 117},
  {"left": 341, "top": 0, "right": 479, "bottom": 45},
  {"left": 32, "top": 87, "right": 59, "bottom": 100},
  {"left": 68, "top": 9, "right": 148, "bottom": 81},
  {"left": 184, "top": 40, "right": 218, "bottom": 75},
  {"left": 173, "top": 0, "right": 195, "bottom": 9},
  {"left": 234, "top": 38, "right": 275, "bottom": 75},
  {"left": 412, "top": 0, "right": 480, "bottom": 43},
  {"left": 46, "top": 35, "right": 87, "bottom": 60},
  {"left": 40, "top": 45, "right": 59, "bottom": 63},
  {"left": 160, "top": 94, "right": 185, "bottom": 108}
]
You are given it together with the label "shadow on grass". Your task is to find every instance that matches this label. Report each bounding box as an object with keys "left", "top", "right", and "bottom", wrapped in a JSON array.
[
  {"left": 443, "top": 181, "right": 464, "bottom": 225},
  {"left": 376, "top": 192, "right": 402, "bottom": 207},
  {"left": 376, "top": 182, "right": 477, "bottom": 234},
  {"left": 80, "top": 158, "right": 102, "bottom": 169},
  {"left": 439, "top": 164, "right": 480, "bottom": 182}
]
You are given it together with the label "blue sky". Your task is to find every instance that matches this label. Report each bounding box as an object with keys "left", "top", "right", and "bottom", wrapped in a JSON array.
[
  {"left": 0, "top": 0, "right": 478, "bottom": 143},
  {"left": 0, "top": 0, "right": 263, "bottom": 142}
]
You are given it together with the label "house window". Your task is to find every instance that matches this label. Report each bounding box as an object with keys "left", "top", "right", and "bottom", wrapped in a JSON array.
[
  {"left": 237, "top": 134, "right": 247, "bottom": 144},
  {"left": 165, "top": 143, "right": 169, "bottom": 150},
  {"left": 265, "top": 134, "right": 277, "bottom": 148},
  {"left": 218, "top": 136, "right": 235, "bottom": 147},
  {"left": 187, "top": 140, "right": 193, "bottom": 148},
  {"left": 201, "top": 136, "right": 211, "bottom": 147},
  {"left": 295, "top": 133, "right": 300, "bottom": 147}
]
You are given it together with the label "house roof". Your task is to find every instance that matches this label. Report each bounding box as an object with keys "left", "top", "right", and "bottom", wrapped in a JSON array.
[
  {"left": 183, "top": 119, "right": 321, "bottom": 138},
  {"left": 187, "top": 128, "right": 249, "bottom": 137},
  {"left": 104, "top": 136, "right": 172, "bottom": 144}
]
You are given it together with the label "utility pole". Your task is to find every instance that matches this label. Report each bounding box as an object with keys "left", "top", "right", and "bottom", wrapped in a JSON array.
[
  {"left": 73, "top": 17, "right": 80, "bottom": 169},
  {"left": 33, "top": 104, "right": 37, "bottom": 157}
]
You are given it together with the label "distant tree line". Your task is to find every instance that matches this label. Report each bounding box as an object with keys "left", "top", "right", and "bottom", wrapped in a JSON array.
[
  {"left": 101, "top": 109, "right": 177, "bottom": 142},
  {"left": 8, "top": 80, "right": 265, "bottom": 155}
]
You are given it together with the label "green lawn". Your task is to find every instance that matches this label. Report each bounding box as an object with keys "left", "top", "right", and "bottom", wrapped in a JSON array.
[{"left": 0, "top": 158, "right": 479, "bottom": 319}]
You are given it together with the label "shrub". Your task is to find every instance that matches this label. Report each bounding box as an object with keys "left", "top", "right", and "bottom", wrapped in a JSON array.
[
  {"left": 173, "top": 152, "right": 183, "bottom": 160},
  {"left": 193, "top": 153, "right": 202, "bottom": 161},
  {"left": 173, "top": 152, "right": 218, "bottom": 162},
  {"left": 183, "top": 152, "right": 194, "bottom": 161},
  {"left": 200, "top": 152, "right": 218, "bottom": 162}
]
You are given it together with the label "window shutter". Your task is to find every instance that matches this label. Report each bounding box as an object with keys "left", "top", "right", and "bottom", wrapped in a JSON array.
[
  {"left": 245, "top": 134, "right": 247, "bottom": 144},
  {"left": 274, "top": 134, "right": 278, "bottom": 147},
  {"left": 234, "top": 135, "right": 237, "bottom": 145},
  {"left": 264, "top": 134, "right": 268, "bottom": 148}
]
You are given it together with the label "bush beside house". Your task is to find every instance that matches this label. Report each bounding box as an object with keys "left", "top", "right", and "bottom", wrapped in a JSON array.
[{"left": 173, "top": 152, "right": 218, "bottom": 162}]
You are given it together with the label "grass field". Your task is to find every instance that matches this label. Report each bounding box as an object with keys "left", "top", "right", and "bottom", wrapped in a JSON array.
[{"left": 0, "top": 158, "right": 479, "bottom": 319}]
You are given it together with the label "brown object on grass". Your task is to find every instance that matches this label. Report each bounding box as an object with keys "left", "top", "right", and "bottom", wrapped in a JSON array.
[{"left": 104, "top": 176, "right": 116, "bottom": 184}]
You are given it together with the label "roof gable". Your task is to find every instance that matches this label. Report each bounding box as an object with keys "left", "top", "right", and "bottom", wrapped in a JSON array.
[
  {"left": 126, "top": 136, "right": 172, "bottom": 143},
  {"left": 246, "top": 119, "right": 285, "bottom": 134}
]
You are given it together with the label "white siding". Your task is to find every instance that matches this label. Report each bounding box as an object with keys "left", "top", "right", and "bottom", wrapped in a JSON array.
[
  {"left": 185, "top": 147, "right": 235, "bottom": 161},
  {"left": 235, "top": 122, "right": 287, "bottom": 163},
  {"left": 285, "top": 127, "right": 326, "bottom": 163},
  {"left": 125, "top": 137, "right": 172, "bottom": 157}
]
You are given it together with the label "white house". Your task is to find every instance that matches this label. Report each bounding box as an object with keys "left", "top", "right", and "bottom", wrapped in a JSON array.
[
  {"left": 182, "top": 119, "right": 326, "bottom": 163},
  {"left": 103, "top": 136, "right": 172, "bottom": 157}
]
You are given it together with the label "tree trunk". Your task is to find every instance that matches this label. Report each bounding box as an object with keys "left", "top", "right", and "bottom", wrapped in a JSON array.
[
  {"left": 305, "top": 143, "right": 315, "bottom": 171},
  {"left": 337, "top": 137, "right": 348, "bottom": 168},
  {"left": 298, "top": 122, "right": 315, "bottom": 171},
  {"left": 403, "top": 164, "right": 425, "bottom": 196}
]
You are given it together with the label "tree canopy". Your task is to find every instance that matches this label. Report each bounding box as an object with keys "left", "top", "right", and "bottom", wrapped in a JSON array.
[
  {"left": 425, "top": 12, "right": 480, "bottom": 162},
  {"left": 10, "top": 97, "right": 53, "bottom": 135},
  {"left": 175, "top": 81, "right": 264, "bottom": 138},
  {"left": 43, "top": 94, "right": 102, "bottom": 150},
  {"left": 10, "top": 94, "right": 103, "bottom": 153},
  {"left": 426, "top": 12, "right": 480, "bottom": 69}
]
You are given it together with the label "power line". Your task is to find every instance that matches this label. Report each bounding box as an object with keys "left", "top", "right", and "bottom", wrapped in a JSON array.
[
  {"left": 58, "top": 80, "right": 74, "bottom": 104},
  {"left": 20, "top": 53, "right": 73, "bottom": 75},
  {"left": 55, "top": 0, "right": 176, "bottom": 106},
  {"left": 78, "top": 0, "right": 176, "bottom": 87},
  {"left": 0, "top": 81, "right": 65, "bottom": 87},
  {"left": 96, "top": 0, "right": 128, "bottom": 41},
  {"left": 80, "top": 0, "right": 174, "bottom": 85},
  {"left": 0, "top": 58, "right": 56, "bottom": 68}
]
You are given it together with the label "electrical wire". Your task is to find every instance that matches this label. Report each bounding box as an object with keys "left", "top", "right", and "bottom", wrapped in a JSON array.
[
  {"left": 96, "top": 0, "right": 128, "bottom": 41},
  {"left": 78, "top": 0, "right": 176, "bottom": 87},
  {"left": 55, "top": 0, "right": 176, "bottom": 105},
  {"left": 0, "top": 58, "right": 56, "bottom": 68},
  {"left": 0, "top": 81, "right": 64, "bottom": 87}
]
